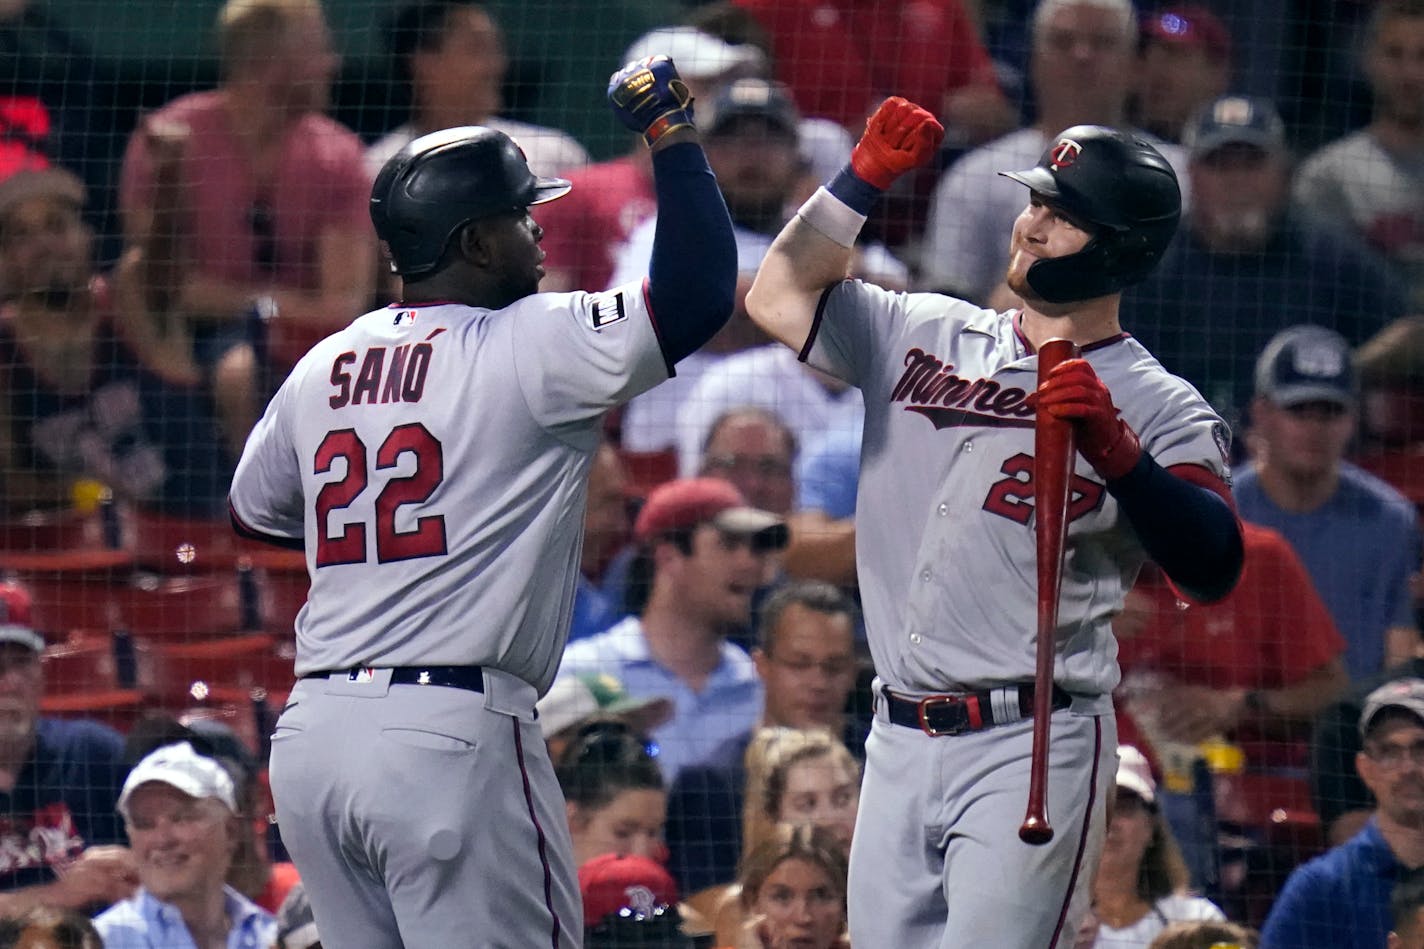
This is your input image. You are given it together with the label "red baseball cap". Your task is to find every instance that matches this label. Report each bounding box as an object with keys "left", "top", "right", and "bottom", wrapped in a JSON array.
[
  {"left": 579, "top": 853, "right": 679, "bottom": 924},
  {"left": 1142, "top": 6, "right": 1232, "bottom": 62},
  {"left": 0, "top": 584, "right": 43, "bottom": 653},
  {"left": 631, "top": 477, "right": 788, "bottom": 549}
]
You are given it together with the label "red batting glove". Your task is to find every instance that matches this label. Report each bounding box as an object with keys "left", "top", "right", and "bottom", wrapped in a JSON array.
[
  {"left": 850, "top": 97, "right": 945, "bottom": 190},
  {"left": 1034, "top": 358, "right": 1143, "bottom": 481}
]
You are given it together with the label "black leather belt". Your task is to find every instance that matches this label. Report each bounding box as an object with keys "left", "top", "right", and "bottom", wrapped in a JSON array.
[
  {"left": 882, "top": 682, "right": 1071, "bottom": 736},
  {"left": 301, "top": 665, "right": 485, "bottom": 693}
]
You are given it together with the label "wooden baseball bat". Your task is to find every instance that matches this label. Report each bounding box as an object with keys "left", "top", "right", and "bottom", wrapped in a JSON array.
[{"left": 1019, "top": 337, "right": 1080, "bottom": 846}]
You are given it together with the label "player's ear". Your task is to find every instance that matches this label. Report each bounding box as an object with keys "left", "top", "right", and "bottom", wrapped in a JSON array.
[{"left": 457, "top": 222, "right": 496, "bottom": 270}]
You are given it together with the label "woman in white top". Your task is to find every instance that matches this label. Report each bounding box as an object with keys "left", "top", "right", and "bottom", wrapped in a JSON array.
[{"left": 1087, "top": 746, "right": 1228, "bottom": 948}]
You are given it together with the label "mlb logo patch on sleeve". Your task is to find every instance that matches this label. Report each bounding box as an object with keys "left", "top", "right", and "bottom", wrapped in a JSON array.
[{"left": 589, "top": 291, "right": 627, "bottom": 330}]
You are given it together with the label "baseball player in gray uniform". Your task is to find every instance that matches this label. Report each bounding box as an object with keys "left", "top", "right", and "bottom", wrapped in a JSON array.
[
  {"left": 228, "top": 57, "right": 735, "bottom": 949},
  {"left": 745, "top": 98, "right": 1246, "bottom": 948}
]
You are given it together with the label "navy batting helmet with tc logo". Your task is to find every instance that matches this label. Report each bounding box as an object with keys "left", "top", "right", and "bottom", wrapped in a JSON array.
[
  {"left": 370, "top": 126, "right": 572, "bottom": 278},
  {"left": 1000, "top": 126, "right": 1181, "bottom": 304}
]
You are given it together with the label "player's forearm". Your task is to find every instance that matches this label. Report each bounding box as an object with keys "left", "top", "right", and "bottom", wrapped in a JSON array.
[
  {"left": 1108, "top": 453, "right": 1244, "bottom": 603},
  {"left": 747, "top": 213, "right": 854, "bottom": 351},
  {"left": 645, "top": 141, "right": 737, "bottom": 364}
]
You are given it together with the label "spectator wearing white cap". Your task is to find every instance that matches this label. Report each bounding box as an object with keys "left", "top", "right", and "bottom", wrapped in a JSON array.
[
  {"left": 93, "top": 741, "right": 277, "bottom": 949},
  {"left": 1078, "top": 746, "right": 1224, "bottom": 948},
  {"left": 0, "top": 582, "right": 134, "bottom": 919}
]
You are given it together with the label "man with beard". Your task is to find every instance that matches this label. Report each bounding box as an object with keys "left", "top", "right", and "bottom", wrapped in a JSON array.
[
  {"left": 1123, "top": 95, "right": 1408, "bottom": 436},
  {"left": 611, "top": 78, "right": 904, "bottom": 460},
  {"left": 0, "top": 584, "right": 133, "bottom": 917},
  {"left": 744, "top": 99, "right": 1243, "bottom": 947},
  {"left": 1262, "top": 679, "right": 1424, "bottom": 948},
  {"left": 0, "top": 167, "right": 240, "bottom": 516},
  {"left": 1294, "top": 0, "right": 1424, "bottom": 311}
]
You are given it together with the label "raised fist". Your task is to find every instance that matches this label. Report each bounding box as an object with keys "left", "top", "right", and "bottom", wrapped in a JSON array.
[
  {"left": 850, "top": 96, "right": 945, "bottom": 190},
  {"left": 608, "top": 55, "right": 695, "bottom": 148},
  {"left": 1034, "top": 357, "right": 1142, "bottom": 481}
]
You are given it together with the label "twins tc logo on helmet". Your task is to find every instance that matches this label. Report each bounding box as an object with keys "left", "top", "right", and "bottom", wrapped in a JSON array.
[{"left": 1049, "top": 140, "right": 1082, "bottom": 170}]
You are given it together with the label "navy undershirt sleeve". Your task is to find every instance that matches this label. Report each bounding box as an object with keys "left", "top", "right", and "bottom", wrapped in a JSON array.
[
  {"left": 1108, "top": 451, "right": 1245, "bottom": 603},
  {"left": 646, "top": 141, "right": 737, "bottom": 364}
]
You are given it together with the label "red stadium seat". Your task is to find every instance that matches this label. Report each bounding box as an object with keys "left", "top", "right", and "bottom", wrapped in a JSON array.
[
  {"left": 113, "top": 571, "right": 248, "bottom": 640},
  {"left": 242, "top": 548, "right": 308, "bottom": 635},
  {"left": 13, "top": 560, "right": 135, "bottom": 636},
  {"left": 0, "top": 507, "right": 111, "bottom": 553},
  {"left": 41, "top": 633, "right": 122, "bottom": 693},
  {"left": 135, "top": 632, "right": 295, "bottom": 705},
  {"left": 124, "top": 509, "right": 242, "bottom": 573},
  {"left": 40, "top": 688, "right": 147, "bottom": 732}
]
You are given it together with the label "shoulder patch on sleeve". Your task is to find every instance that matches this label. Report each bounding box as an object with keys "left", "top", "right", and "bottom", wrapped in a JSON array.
[{"left": 588, "top": 290, "right": 628, "bottom": 330}]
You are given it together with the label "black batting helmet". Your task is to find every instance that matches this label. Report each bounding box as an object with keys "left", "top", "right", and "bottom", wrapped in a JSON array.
[
  {"left": 370, "top": 126, "right": 572, "bottom": 278},
  {"left": 1000, "top": 126, "right": 1180, "bottom": 304}
]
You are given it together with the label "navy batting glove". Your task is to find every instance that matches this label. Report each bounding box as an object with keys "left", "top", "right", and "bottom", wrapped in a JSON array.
[{"left": 609, "top": 55, "right": 695, "bottom": 148}]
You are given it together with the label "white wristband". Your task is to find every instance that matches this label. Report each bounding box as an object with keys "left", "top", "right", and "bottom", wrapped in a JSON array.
[{"left": 796, "top": 186, "right": 867, "bottom": 249}]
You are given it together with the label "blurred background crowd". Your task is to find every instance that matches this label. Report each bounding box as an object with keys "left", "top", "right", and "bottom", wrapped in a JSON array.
[{"left": 1, "top": 0, "right": 1424, "bottom": 946}]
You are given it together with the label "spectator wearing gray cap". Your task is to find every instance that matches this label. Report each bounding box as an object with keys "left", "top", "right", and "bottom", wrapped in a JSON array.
[
  {"left": 1233, "top": 325, "right": 1420, "bottom": 683},
  {"left": 1262, "top": 679, "right": 1424, "bottom": 948},
  {"left": 1122, "top": 94, "right": 1409, "bottom": 434},
  {"left": 93, "top": 741, "right": 277, "bottom": 949}
]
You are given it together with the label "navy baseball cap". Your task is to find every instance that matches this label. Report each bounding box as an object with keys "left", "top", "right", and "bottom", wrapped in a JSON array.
[
  {"left": 1185, "top": 95, "right": 1286, "bottom": 159},
  {"left": 1254, "top": 325, "right": 1357, "bottom": 408},
  {"left": 703, "top": 78, "right": 799, "bottom": 139}
]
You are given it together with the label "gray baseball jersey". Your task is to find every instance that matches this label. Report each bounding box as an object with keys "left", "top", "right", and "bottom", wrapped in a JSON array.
[
  {"left": 802, "top": 279, "right": 1230, "bottom": 949},
  {"left": 230, "top": 281, "right": 666, "bottom": 949},
  {"left": 230, "top": 282, "right": 667, "bottom": 692},
  {"left": 805, "top": 280, "right": 1230, "bottom": 701}
]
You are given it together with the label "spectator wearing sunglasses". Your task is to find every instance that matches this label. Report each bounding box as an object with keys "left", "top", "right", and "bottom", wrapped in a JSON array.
[{"left": 556, "top": 478, "right": 789, "bottom": 784}]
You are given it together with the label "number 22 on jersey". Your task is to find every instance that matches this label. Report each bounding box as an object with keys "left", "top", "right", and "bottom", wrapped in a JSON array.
[{"left": 313, "top": 423, "right": 448, "bottom": 567}]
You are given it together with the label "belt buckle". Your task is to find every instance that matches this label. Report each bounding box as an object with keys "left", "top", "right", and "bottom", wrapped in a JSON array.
[{"left": 916, "top": 695, "right": 966, "bottom": 737}]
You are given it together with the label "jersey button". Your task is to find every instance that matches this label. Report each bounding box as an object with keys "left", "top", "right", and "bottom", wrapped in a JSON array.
[
  {"left": 963, "top": 440, "right": 974, "bottom": 452},
  {"left": 920, "top": 569, "right": 931, "bottom": 581},
  {"left": 938, "top": 503, "right": 948, "bottom": 516},
  {"left": 909, "top": 633, "right": 922, "bottom": 645}
]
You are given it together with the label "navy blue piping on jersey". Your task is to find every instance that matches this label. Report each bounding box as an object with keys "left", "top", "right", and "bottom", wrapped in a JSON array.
[
  {"left": 646, "top": 141, "right": 736, "bottom": 365},
  {"left": 1108, "top": 451, "right": 1244, "bottom": 603},
  {"left": 228, "top": 501, "right": 304, "bottom": 551},
  {"left": 1048, "top": 715, "right": 1104, "bottom": 947},
  {"left": 512, "top": 717, "right": 565, "bottom": 949}
]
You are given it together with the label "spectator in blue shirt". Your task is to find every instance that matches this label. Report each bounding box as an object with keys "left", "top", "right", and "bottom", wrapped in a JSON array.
[
  {"left": 1391, "top": 866, "right": 1424, "bottom": 949},
  {"left": 1261, "top": 679, "right": 1424, "bottom": 948},
  {"left": 0, "top": 583, "right": 133, "bottom": 918},
  {"left": 557, "top": 477, "right": 787, "bottom": 782},
  {"left": 1234, "top": 325, "right": 1421, "bottom": 681},
  {"left": 93, "top": 742, "right": 276, "bottom": 949}
]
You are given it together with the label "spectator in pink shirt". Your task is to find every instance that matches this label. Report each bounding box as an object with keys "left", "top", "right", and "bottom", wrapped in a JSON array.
[{"left": 119, "top": 0, "right": 376, "bottom": 408}]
